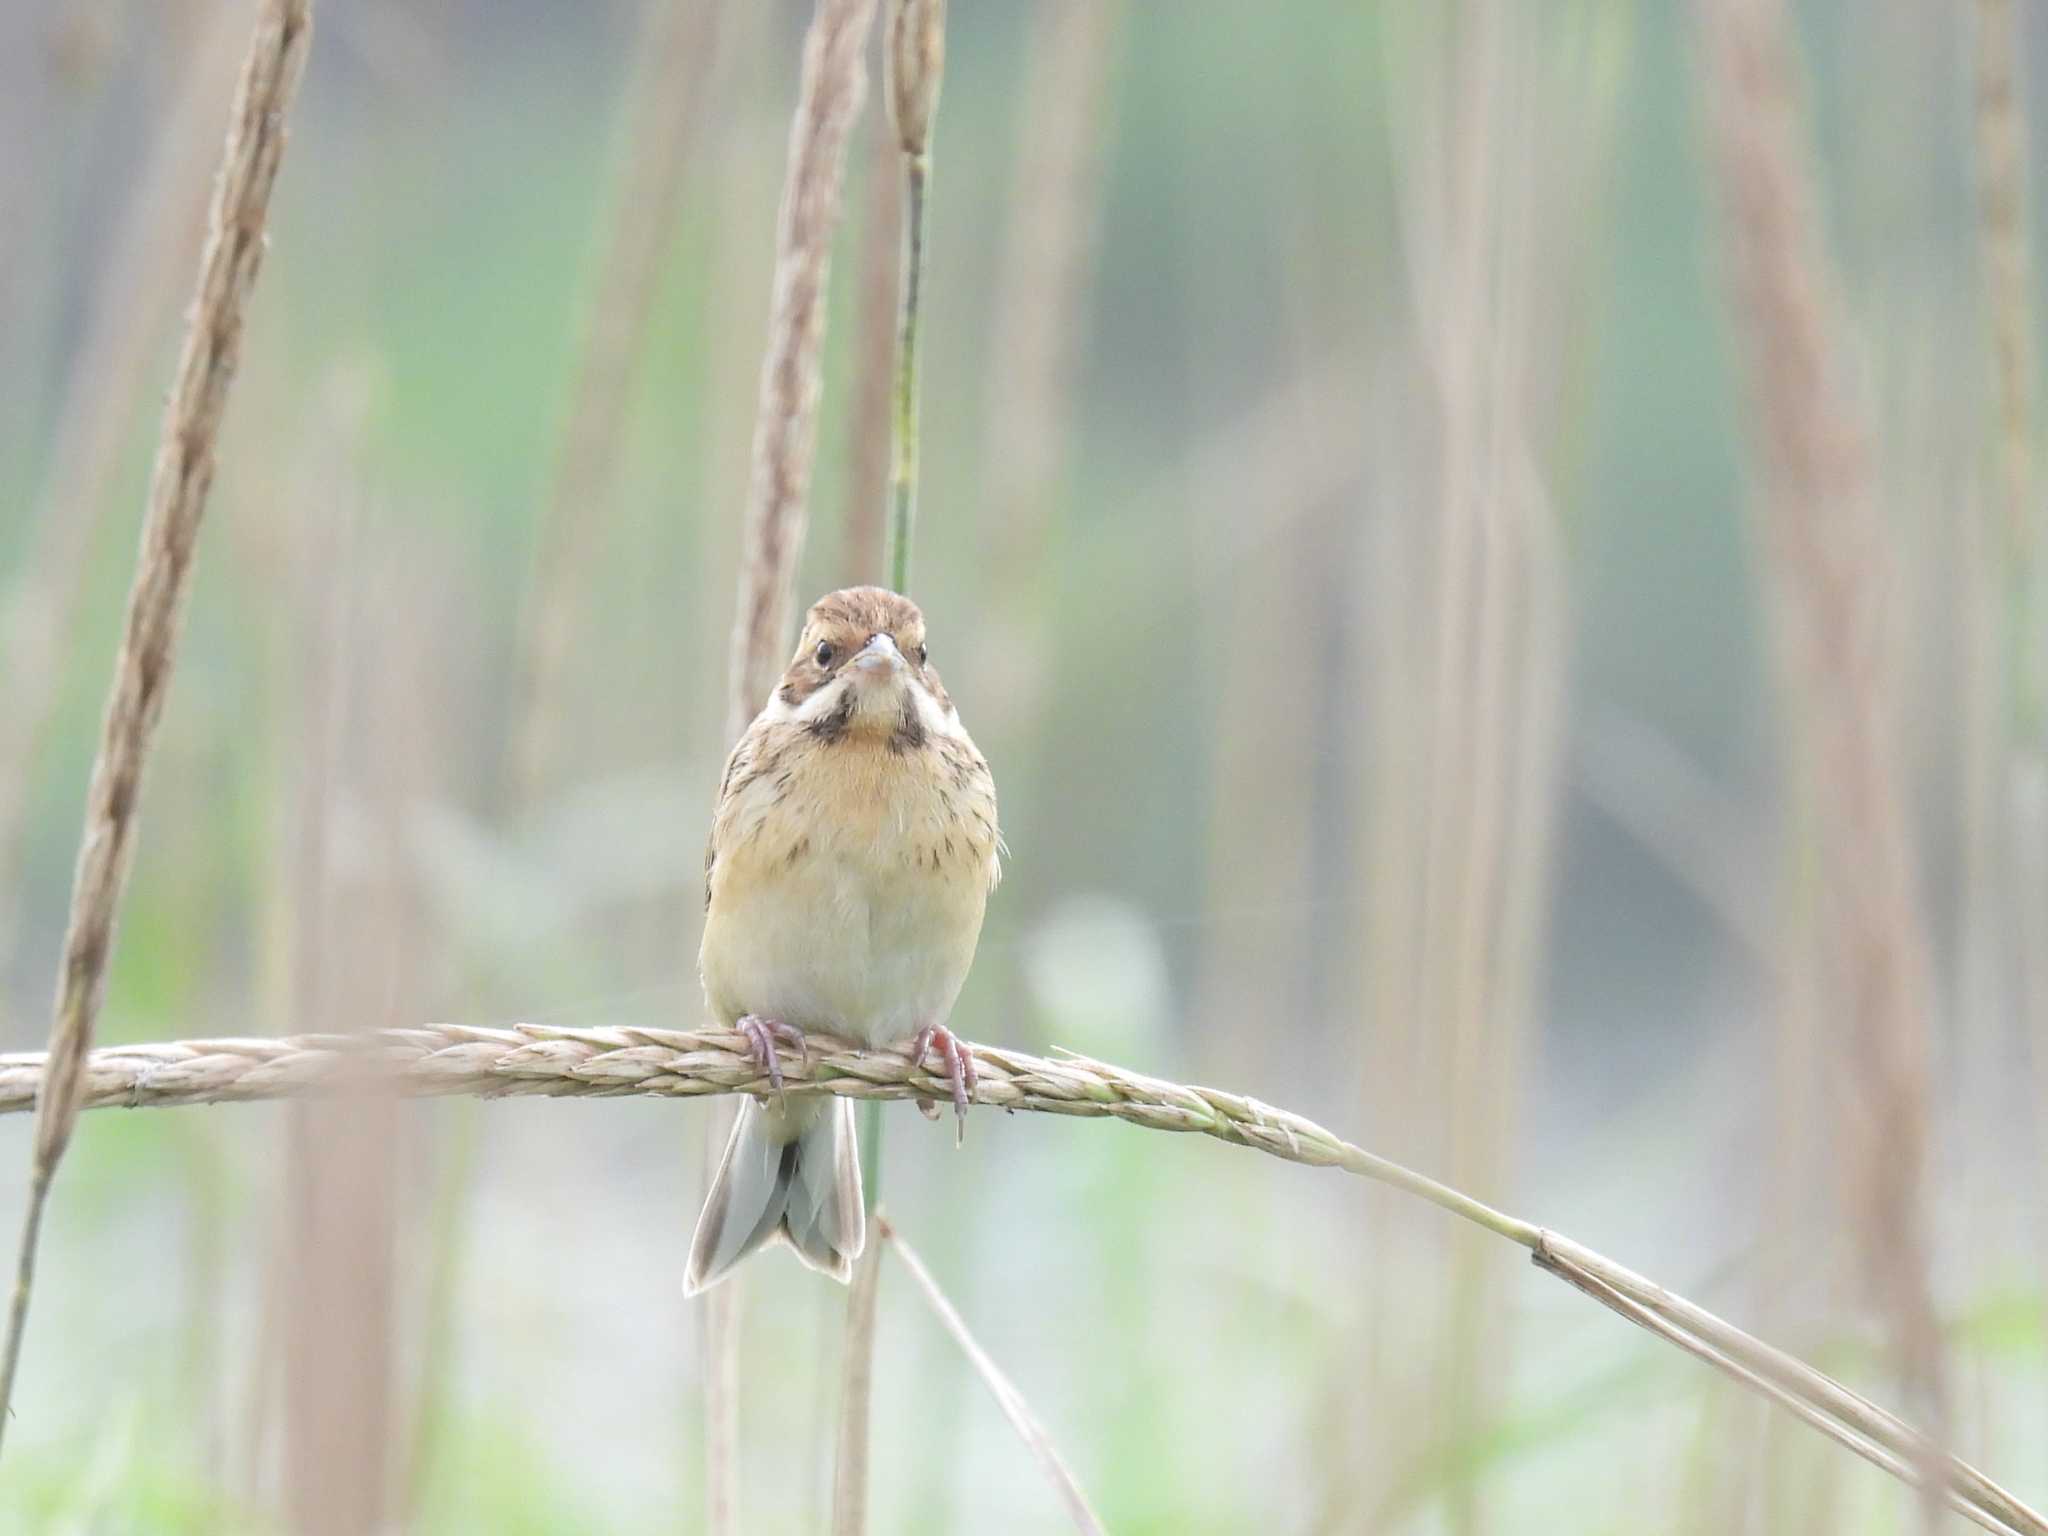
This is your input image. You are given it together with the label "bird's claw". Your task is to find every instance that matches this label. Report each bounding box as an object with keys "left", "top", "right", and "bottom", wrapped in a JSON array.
[
  {"left": 910, "top": 1024, "right": 976, "bottom": 1145},
  {"left": 736, "top": 1014, "right": 808, "bottom": 1100}
]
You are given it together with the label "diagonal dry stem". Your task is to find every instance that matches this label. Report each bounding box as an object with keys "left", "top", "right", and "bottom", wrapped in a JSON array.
[
  {"left": 0, "top": 0, "right": 314, "bottom": 1454},
  {"left": 879, "top": 1215, "right": 1104, "bottom": 1534},
  {"left": 0, "top": 1021, "right": 2039, "bottom": 1534}
]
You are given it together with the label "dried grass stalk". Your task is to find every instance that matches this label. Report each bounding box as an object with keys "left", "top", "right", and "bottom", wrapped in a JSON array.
[
  {"left": 830, "top": 1228, "right": 886, "bottom": 1534},
  {"left": 702, "top": 1270, "right": 741, "bottom": 1536},
  {"left": 726, "top": 0, "right": 881, "bottom": 738},
  {"left": 0, "top": 0, "right": 313, "bottom": 1448},
  {"left": 510, "top": 0, "right": 723, "bottom": 805},
  {"left": 981, "top": 0, "right": 1120, "bottom": 557},
  {"left": 1698, "top": 0, "right": 1950, "bottom": 1506},
  {"left": 879, "top": 1216, "right": 1105, "bottom": 1534},
  {"left": 2, "top": 1021, "right": 2037, "bottom": 1533},
  {"left": 1533, "top": 1236, "right": 2040, "bottom": 1536},
  {"left": 884, "top": 0, "right": 945, "bottom": 161}
]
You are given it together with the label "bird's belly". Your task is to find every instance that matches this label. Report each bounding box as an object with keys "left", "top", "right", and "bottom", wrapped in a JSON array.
[{"left": 701, "top": 845, "right": 985, "bottom": 1047}]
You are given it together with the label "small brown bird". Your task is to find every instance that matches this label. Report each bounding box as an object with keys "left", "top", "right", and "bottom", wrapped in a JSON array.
[{"left": 684, "top": 587, "right": 1001, "bottom": 1294}]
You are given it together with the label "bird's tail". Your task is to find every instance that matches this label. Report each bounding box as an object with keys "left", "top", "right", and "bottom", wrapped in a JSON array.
[{"left": 684, "top": 1094, "right": 865, "bottom": 1295}]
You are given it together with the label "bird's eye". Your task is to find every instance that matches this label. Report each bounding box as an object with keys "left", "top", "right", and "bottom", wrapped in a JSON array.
[
  {"left": 814, "top": 641, "right": 836, "bottom": 668},
  {"left": 914, "top": 643, "right": 928, "bottom": 666}
]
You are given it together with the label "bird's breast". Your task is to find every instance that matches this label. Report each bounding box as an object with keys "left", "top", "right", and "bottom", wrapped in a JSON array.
[{"left": 700, "top": 734, "right": 998, "bottom": 1044}]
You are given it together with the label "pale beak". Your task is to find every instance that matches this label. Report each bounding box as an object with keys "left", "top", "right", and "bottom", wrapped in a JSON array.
[{"left": 849, "top": 633, "right": 904, "bottom": 679}]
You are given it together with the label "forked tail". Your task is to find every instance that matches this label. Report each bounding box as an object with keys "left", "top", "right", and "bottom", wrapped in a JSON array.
[{"left": 684, "top": 1095, "right": 865, "bottom": 1294}]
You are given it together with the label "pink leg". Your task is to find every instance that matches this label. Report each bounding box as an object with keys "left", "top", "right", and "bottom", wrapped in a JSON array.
[
  {"left": 910, "top": 1023, "right": 977, "bottom": 1141},
  {"left": 735, "top": 1014, "right": 808, "bottom": 1097}
]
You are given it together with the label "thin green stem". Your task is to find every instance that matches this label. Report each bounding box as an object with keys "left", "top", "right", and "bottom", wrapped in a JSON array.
[{"left": 885, "top": 154, "right": 929, "bottom": 596}]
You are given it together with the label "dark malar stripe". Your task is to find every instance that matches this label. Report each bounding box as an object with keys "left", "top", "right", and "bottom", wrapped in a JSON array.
[
  {"left": 804, "top": 686, "right": 856, "bottom": 743},
  {"left": 890, "top": 695, "right": 928, "bottom": 754}
]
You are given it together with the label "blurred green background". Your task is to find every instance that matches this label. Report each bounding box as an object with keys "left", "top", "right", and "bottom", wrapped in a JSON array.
[{"left": 1, "top": 0, "right": 2045, "bottom": 1530}]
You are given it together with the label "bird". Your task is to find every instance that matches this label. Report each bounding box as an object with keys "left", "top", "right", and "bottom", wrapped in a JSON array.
[{"left": 684, "top": 586, "right": 1002, "bottom": 1294}]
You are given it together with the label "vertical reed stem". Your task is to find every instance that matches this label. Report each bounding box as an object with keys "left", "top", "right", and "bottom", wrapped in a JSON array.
[{"left": 885, "top": 155, "right": 928, "bottom": 595}]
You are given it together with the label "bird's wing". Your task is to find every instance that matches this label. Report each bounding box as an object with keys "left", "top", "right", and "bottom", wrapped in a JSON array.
[{"left": 705, "top": 727, "right": 757, "bottom": 909}]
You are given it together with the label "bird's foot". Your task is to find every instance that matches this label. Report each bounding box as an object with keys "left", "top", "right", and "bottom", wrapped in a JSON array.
[
  {"left": 735, "top": 1014, "right": 808, "bottom": 1099},
  {"left": 910, "top": 1024, "right": 976, "bottom": 1144}
]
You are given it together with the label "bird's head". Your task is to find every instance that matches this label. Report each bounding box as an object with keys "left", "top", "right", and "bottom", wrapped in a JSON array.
[{"left": 771, "top": 586, "right": 955, "bottom": 747}]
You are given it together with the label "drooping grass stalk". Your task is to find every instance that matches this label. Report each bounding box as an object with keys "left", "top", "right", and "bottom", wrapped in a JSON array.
[
  {"left": 0, "top": 0, "right": 313, "bottom": 1453},
  {"left": 0, "top": 1022, "right": 2041, "bottom": 1535}
]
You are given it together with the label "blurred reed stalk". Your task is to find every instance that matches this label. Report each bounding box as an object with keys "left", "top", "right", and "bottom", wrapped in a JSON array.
[
  {"left": 0, "top": 0, "right": 124, "bottom": 335},
  {"left": 229, "top": 363, "right": 363, "bottom": 1516},
  {"left": 4, "top": 1022, "right": 2042, "bottom": 1533},
  {"left": 1972, "top": 0, "right": 2040, "bottom": 670},
  {"left": 260, "top": 373, "right": 442, "bottom": 1534},
  {"left": 830, "top": 1204, "right": 886, "bottom": 1534},
  {"left": 976, "top": 0, "right": 1120, "bottom": 598},
  {"left": 1698, "top": 0, "right": 1950, "bottom": 1515},
  {"left": 968, "top": 0, "right": 1121, "bottom": 862},
  {"left": 835, "top": 4, "right": 946, "bottom": 1528},
  {"left": 717, "top": 0, "right": 881, "bottom": 1528},
  {"left": 437, "top": 0, "right": 723, "bottom": 1507},
  {"left": 507, "top": 0, "right": 723, "bottom": 810},
  {"left": 0, "top": 1, "right": 247, "bottom": 988},
  {"left": 1355, "top": 4, "right": 1586, "bottom": 1520},
  {"left": 281, "top": 533, "right": 446, "bottom": 1536},
  {"left": 0, "top": 0, "right": 312, "bottom": 1450},
  {"left": 1969, "top": 0, "right": 2048, "bottom": 1252}
]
